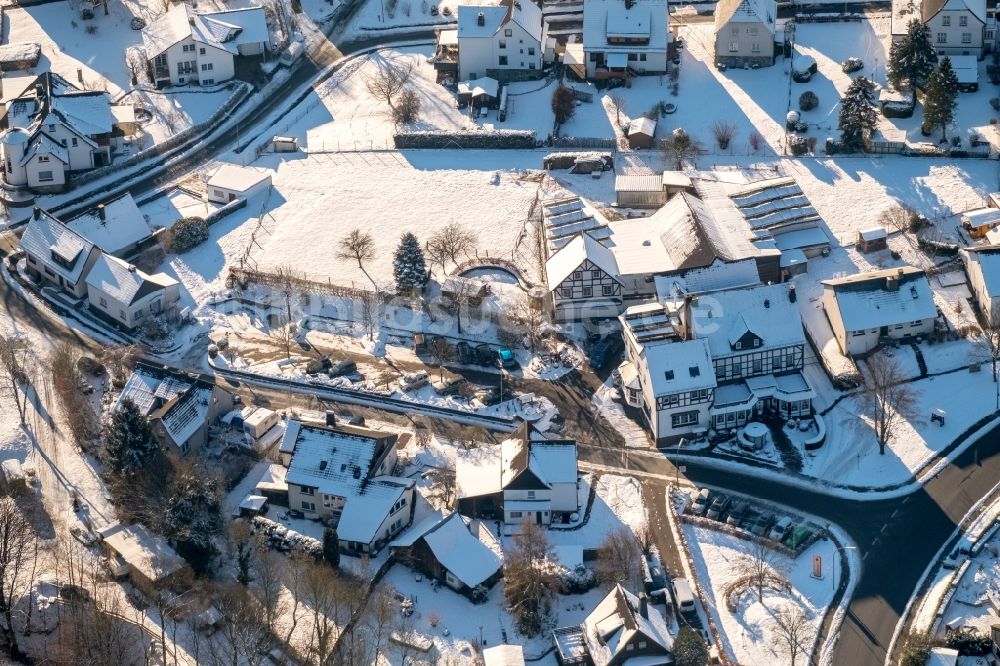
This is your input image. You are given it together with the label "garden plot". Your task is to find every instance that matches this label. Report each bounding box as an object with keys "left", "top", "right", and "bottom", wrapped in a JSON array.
[
  {"left": 5, "top": 0, "right": 145, "bottom": 96},
  {"left": 684, "top": 525, "right": 840, "bottom": 666}
]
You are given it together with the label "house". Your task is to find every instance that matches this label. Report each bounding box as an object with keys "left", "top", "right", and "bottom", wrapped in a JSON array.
[
  {"left": 0, "top": 43, "right": 40, "bottom": 72},
  {"left": 115, "top": 363, "right": 236, "bottom": 454},
  {"left": 627, "top": 116, "right": 656, "bottom": 149},
  {"left": 453, "top": 0, "right": 548, "bottom": 82},
  {"left": 456, "top": 422, "right": 579, "bottom": 527},
  {"left": 457, "top": 76, "right": 501, "bottom": 108},
  {"left": 143, "top": 4, "right": 270, "bottom": 87},
  {"left": 206, "top": 164, "right": 272, "bottom": 204},
  {"left": 615, "top": 174, "right": 667, "bottom": 207},
  {"left": 582, "top": 0, "right": 669, "bottom": 80},
  {"left": 85, "top": 253, "right": 181, "bottom": 331},
  {"left": 390, "top": 511, "right": 503, "bottom": 599},
  {"left": 962, "top": 207, "right": 1000, "bottom": 238},
  {"left": 922, "top": 0, "right": 989, "bottom": 58},
  {"left": 822, "top": 266, "right": 938, "bottom": 355},
  {"left": 281, "top": 420, "right": 416, "bottom": 555},
  {"left": 2, "top": 73, "right": 135, "bottom": 190},
  {"left": 714, "top": 0, "right": 777, "bottom": 68},
  {"left": 552, "top": 584, "right": 673, "bottom": 666},
  {"left": 99, "top": 523, "right": 189, "bottom": 595},
  {"left": 963, "top": 245, "right": 1000, "bottom": 322},
  {"left": 483, "top": 645, "right": 525, "bottom": 666},
  {"left": 619, "top": 282, "right": 814, "bottom": 442},
  {"left": 857, "top": 226, "right": 888, "bottom": 253},
  {"left": 545, "top": 231, "right": 624, "bottom": 322},
  {"left": 20, "top": 206, "right": 101, "bottom": 299},
  {"left": 65, "top": 193, "right": 154, "bottom": 258}
]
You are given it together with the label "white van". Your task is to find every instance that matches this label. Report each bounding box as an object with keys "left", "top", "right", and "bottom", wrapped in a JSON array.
[{"left": 672, "top": 578, "right": 695, "bottom": 613}]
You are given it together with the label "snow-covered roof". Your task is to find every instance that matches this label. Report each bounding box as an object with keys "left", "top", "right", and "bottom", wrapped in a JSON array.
[
  {"left": 100, "top": 523, "right": 186, "bottom": 584},
  {"left": 641, "top": 338, "right": 716, "bottom": 396},
  {"left": 949, "top": 55, "right": 979, "bottom": 84},
  {"left": 483, "top": 644, "right": 525, "bottom": 666},
  {"left": 67, "top": 193, "right": 153, "bottom": 257},
  {"left": 583, "top": 0, "right": 668, "bottom": 53},
  {"left": 459, "top": 425, "right": 576, "bottom": 497},
  {"left": 858, "top": 226, "right": 887, "bottom": 241},
  {"left": 528, "top": 442, "right": 578, "bottom": 484},
  {"left": 457, "top": 76, "right": 500, "bottom": 99},
  {"left": 457, "top": 0, "right": 543, "bottom": 42},
  {"left": 963, "top": 207, "right": 1000, "bottom": 230},
  {"left": 581, "top": 584, "right": 673, "bottom": 666},
  {"left": 964, "top": 246, "right": 1000, "bottom": 298},
  {"left": 690, "top": 282, "right": 805, "bottom": 357},
  {"left": 114, "top": 365, "right": 221, "bottom": 450},
  {"left": 623, "top": 192, "right": 722, "bottom": 271},
  {"left": 438, "top": 27, "right": 459, "bottom": 45},
  {"left": 923, "top": 0, "right": 985, "bottom": 25},
  {"left": 207, "top": 164, "right": 272, "bottom": 193},
  {"left": 20, "top": 132, "right": 68, "bottom": 166},
  {"left": 85, "top": 253, "right": 177, "bottom": 306},
  {"left": 542, "top": 196, "right": 613, "bottom": 253},
  {"left": 654, "top": 258, "right": 762, "bottom": 302},
  {"left": 159, "top": 387, "right": 213, "bottom": 448},
  {"left": 50, "top": 91, "right": 117, "bottom": 136},
  {"left": 19, "top": 209, "right": 95, "bottom": 286},
  {"left": 0, "top": 42, "right": 40, "bottom": 65},
  {"left": 256, "top": 463, "right": 287, "bottom": 493},
  {"left": 391, "top": 512, "right": 502, "bottom": 589},
  {"left": 662, "top": 171, "right": 693, "bottom": 189},
  {"left": 545, "top": 232, "right": 622, "bottom": 289},
  {"left": 714, "top": 0, "right": 776, "bottom": 32},
  {"left": 926, "top": 647, "right": 959, "bottom": 666},
  {"left": 456, "top": 445, "right": 503, "bottom": 499},
  {"left": 144, "top": 4, "right": 269, "bottom": 57},
  {"left": 823, "top": 266, "right": 938, "bottom": 331},
  {"left": 336, "top": 476, "right": 414, "bottom": 544},
  {"left": 615, "top": 174, "right": 663, "bottom": 193},
  {"left": 627, "top": 117, "right": 656, "bottom": 138}
]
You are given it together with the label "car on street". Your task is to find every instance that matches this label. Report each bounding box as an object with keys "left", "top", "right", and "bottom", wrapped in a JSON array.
[
  {"left": 433, "top": 375, "right": 465, "bottom": 395},
  {"left": 750, "top": 512, "right": 773, "bottom": 537},
  {"left": 496, "top": 346, "right": 518, "bottom": 369},
  {"left": 769, "top": 516, "right": 793, "bottom": 542},
  {"left": 689, "top": 488, "right": 711, "bottom": 515},
  {"left": 399, "top": 370, "right": 429, "bottom": 392},
  {"left": 456, "top": 341, "right": 475, "bottom": 364},
  {"left": 725, "top": 499, "right": 749, "bottom": 526},
  {"left": 706, "top": 493, "right": 729, "bottom": 520},
  {"left": 475, "top": 343, "right": 494, "bottom": 366}
]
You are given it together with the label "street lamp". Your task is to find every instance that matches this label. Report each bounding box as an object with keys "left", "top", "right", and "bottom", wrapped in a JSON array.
[
  {"left": 832, "top": 543, "right": 857, "bottom": 592},
  {"left": 674, "top": 438, "right": 686, "bottom": 485}
]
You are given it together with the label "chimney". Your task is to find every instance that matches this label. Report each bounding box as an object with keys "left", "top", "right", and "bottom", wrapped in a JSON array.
[
  {"left": 127, "top": 264, "right": 137, "bottom": 273},
  {"left": 97, "top": 204, "right": 106, "bottom": 222},
  {"left": 639, "top": 593, "right": 649, "bottom": 619},
  {"left": 325, "top": 410, "right": 336, "bottom": 427},
  {"left": 788, "top": 284, "right": 797, "bottom": 303},
  {"left": 886, "top": 276, "right": 899, "bottom": 292},
  {"left": 763, "top": 298, "right": 770, "bottom": 309},
  {"left": 477, "top": 11, "right": 485, "bottom": 25},
  {"left": 188, "top": 16, "right": 195, "bottom": 25}
]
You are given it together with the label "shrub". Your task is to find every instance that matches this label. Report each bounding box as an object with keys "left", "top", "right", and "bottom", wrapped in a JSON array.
[
  {"left": 842, "top": 57, "right": 864, "bottom": 74},
  {"left": 140, "top": 317, "right": 170, "bottom": 341},
  {"left": 799, "top": 90, "right": 819, "bottom": 111},
  {"left": 989, "top": 64, "right": 1000, "bottom": 85},
  {"left": 552, "top": 85, "right": 577, "bottom": 124},
  {"left": 945, "top": 629, "right": 992, "bottom": 656},
  {"left": 792, "top": 56, "right": 817, "bottom": 83},
  {"left": 788, "top": 135, "right": 809, "bottom": 155},
  {"left": 899, "top": 632, "right": 939, "bottom": 666},
  {"left": 950, "top": 135, "right": 961, "bottom": 147},
  {"left": 991, "top": 98, "right": 1000, "bottom": 111},
  {"left": 392, "top": 88, "right": 421, "bottom": 125},
  {"left": 168, "top": 216, "right": 209, "bottom": 253},
  {"left": 710, "top": 120, "right": 737, "bottom": 150},
  {"left": 81, "top": 7, "right": 94, "bottom": 19}
]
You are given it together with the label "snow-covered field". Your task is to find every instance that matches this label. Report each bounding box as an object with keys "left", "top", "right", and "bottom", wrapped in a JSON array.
[{"left": 684, "top": 524, "right": 840, "bottom": 665}]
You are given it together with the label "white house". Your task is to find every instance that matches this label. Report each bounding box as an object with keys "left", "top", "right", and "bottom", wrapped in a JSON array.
[
  {"left": 714, "top": 0, "right": 778, "bottom": 68},
  {"left": 922, "top": 0, "right": 989, "bottom": 58},
  {"left": 206, "top": 164, "right": 272, "bottom": 204},
  {"left": 822, "top": 266, "right": 938, "bottom": 355},
  {"left": 582, "top": 0, "right": 669, "bottom": 79},
  {"left": 963, "top": 245, "right": 1000, "bottom": 323},
  {"left": 456, "top": 422, "right": 579, "bottom": 527},
  {"left": 143, "top": 4, "right": 270, "bottom": 87},
  {"left": 19, "top": 207, "right": 101, "bottom": 299},
  {"left": 545, "top": 231, "right": 624, "bottom": 322},
  {"left": 66, "top": 193, "right": 153, "bottom": 258},
  {"left": 454, "top": 0, "right": 548, "bottom": 82},
  {"left": 2, "top": 72, "right": 134, "bottom": 190},
  {"left": 281, "top": 420, "right": 416, "bottom": 555},
  {"left": 619, "top": 282, "right": 814, "bottom": 442},
  {"left": 85, "top": 253, "right": 180, "bottom": 331}
]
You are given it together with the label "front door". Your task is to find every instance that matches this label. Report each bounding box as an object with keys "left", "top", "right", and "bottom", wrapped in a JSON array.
[
  {"left": 228, "top": 193, "right": 236, "bottom": 202},
  {"left": 536, "top": 511, "right": 542, "bottom": 525}
]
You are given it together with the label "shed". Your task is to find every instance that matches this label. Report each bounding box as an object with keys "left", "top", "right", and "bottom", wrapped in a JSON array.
[
  {"left": 0, "top": 459, "right": 26, "bottom": 493},
  {"left": 99, "top": 523, "right": 188, "bottom": 594},
  {"left": 271, "top": 135, "right": 298, "bottom": 152},
  {"left": 949, "top": 55, "right": 979, "bottom": 92},
  {"left": 866, "top": 127, "right": 906, "bottom": 154},
  {"left": 627, "top": 116, "right": 657, "bottom": 149},
  {"left": 857, "top": 226, "right": 888, "bottom": 253},
  {"left": 0, "top": 43, "right": 41, "bottom": 71},
  {"left": 206, "top": 165, "right": 272, "bottom": 204},
  {"left": 615, "top": 174, "right": 666, "bottom": 208},
  {"left": 662, "top": 171, "right": 693, "bottom": 195},
  {"left": 457, "top": 77, "right": 500, "bottom": 108},
  {"left": 483, "top": 644, "right": 525, "bottom": 666},
  {"left": 963, "top": 207, "right": 1000, "bottom": 239},
  {"left": 987, "top": 192, "right": 1000, "bottom": 209},
  {"left": 237, "top": 494, "right": 269, "bottom": 517}
]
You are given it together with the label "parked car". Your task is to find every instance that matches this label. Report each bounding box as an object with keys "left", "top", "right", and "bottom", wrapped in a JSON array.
[
  {"left": 750, "top": 512, "right": 773, "bottom": 537},
  {"left": 671, "top": 578, "right": 695, "bottom": 613},
  {"left": 706, "top": 493, "right": 729, "bottom": 520},
  {"left": 589, "top": 336, "right": 620, "bottom": 370},
  {"left": 433, "top": 375, "right": 465, "bottom": 395},
  {"left": 496, "top": 346, "right": 518, "bottom": 369},
  {"left": 328, "top": 359, "right": 357, "bottom": 377},
  {"left": 456, "top": 341, "right": 475, "bottom": 365},
  {"left": 474, "top": 343, "right": 494, "bottom": 366},
  {"left": 725, "top": 499, "right": 749, "bottom": 527},
  {"left": 741, "top": 507, "right": 761, "bottom": 532},
  {"left": 689, "top": 488, "right": 711, "bottom": 516},
  {"left": 399, "top": 370, "right": 429, "bottom": 392},
  {"left": 784, "top": 525, "right": 813, "bottom": 550},
  {"left": 768, "top": 516, "right": 793, "bottom": 542}
]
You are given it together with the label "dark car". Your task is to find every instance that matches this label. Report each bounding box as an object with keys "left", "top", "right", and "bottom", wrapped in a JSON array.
[
  {"left": 474, "top": 343, "right": 494, "bottom": 366},
  {"left": 496, "top": 347, "right": 517, "bottom": 369},
  {"left": 726, "top": 500, "right": 750, "bottom": 527},
  {"left": 750, "top": 512, "right": 773, "bottom": 537},
  {"left": 328, "top": 359, "right": 357, "bottom": 377},
  {"left": 589, "top": 336, "right": 620, "bottom": 370},
  {"left": 456, "top": 341, "right": 475, "bottom": 364},
  {"left": 706, "top": 493, "right": 729, "bottom": 520}
]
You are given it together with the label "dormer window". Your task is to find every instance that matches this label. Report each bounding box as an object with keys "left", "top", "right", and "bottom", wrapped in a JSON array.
[
  {"left": 664, "top": 370, "right": 674, "bottom": 380},
  {"left": 689, "top": 366, "right": 700, "bottom": 377},
  {"left": 735, "top": 341, "right": 742, "bottom": 350},
  {"left": 753, "top": 338, "right": 760, "bottom": 347}
]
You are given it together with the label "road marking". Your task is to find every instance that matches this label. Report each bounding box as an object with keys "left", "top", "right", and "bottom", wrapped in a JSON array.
[{"left": 890, "top": 509, "right": 899, "bottom": 519}]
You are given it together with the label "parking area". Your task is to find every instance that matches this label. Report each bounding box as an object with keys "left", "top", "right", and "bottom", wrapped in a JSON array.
[{"left": 685, "top": 487, "right": 819, "bottom": 553}]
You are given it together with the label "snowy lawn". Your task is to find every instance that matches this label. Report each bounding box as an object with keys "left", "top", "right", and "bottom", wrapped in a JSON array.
[
  {"left": 684, "top": 524, "right": 840, "bottom": 665},
  {"left": 5, "top": 0, "right": 145, "bottom": 96},
  {"left": 123, "top": 86, "right": 242, "bottom": 146}
]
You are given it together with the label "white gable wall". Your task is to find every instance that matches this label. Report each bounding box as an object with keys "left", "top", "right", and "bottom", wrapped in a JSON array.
[
  {"left": 23, "top": 153, "right": 66, "bottom": 189},
  {"left": 155, "top": 38, "right": 235, "bottom": 86},
  {"left": 965, "top": 253, "right": 1000, "bottom": 322},
  {"left": 927, "top": 9, "right": 985, "bottom": 57},
  {"left": 87, "top": 281, "right": 180, "bottom": 330},
  {"left": 459, "top": 22, "right": 543, "bottom": 80}
]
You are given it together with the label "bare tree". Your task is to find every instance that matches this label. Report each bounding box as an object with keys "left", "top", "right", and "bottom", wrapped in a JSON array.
[
  {"left": 427, "top": 337, "right": 454, "bottom": 380},
  {"left": 879, "top": 203, "right": 919, "bottom": 235},
  {"left": 283, "top": 551, "right": 311, "bottom": 646},
  {"left": 710, "top": 120, "right": 738, "bottom": 151},
  {"left": 273, "top": 264, "right": 298, "bottom": 324},
  {"left": 392, "top": 88, "right": 421, "bottom": 125},
  {"left": 608, "top": 94, "right": 627, "bottom": 128},
  {"left": 509, "top": 297, "right": 545, "bottom": 352},
  {"left": 364, "top": 58, "right": 414, "bottom": 111},
  {"left": 734, "top": 537, "right": 785, "bottom": 602},
  {"left": 427, "top": 222, "right": 477, "bottom": 268},
  {"left": 661, "top": 128, "right": 703, "bottom": 170},
  {"left": 748, "top": 130, "right": 765, "bottom": 152},
  {"left": 0, "top": 336, "right": 30, "bottom": 424},
  {"left": 359, "top": 290, "right": 380, "bottom": 341},
  {"left": 413, "top": 422, "right": 432, "bottom": 449},
  {"left": 504, "top": 521, "right": 561, "bottom": 636},
  {"left": 270, "top": 320, "right": 297, "bottom": 360},
  {"left": 770, "top": 604, "right": 810, "bottom": 666},
  {"left": 857, "top": 351, "right": 922, "bottom": 455},
  {"left": 972, "top": 312, "right": 1000, "bottom": 382},
  {"left": 428, "top": 467, "right": 457, "bottom": 510},
  {"left": 213, "top": 583, "right": 272, "bottom": 665},
  {"left": 0, "top": 497, "right": 38, "bottom": 661},
  {"left": 302, "top": 563, "right": 348, "bottom": 664},
  {"left": 99, "top": 344, "right": 144, "bottom": 388},
  {"left": 594, "top": 527, "right": 644, "bottom": 589},
  {"left": 338, "top": 229, "right": 376, "bottom": 269},
  {"left": 252, "top": 545, "right": 286, "bottom": 636}
]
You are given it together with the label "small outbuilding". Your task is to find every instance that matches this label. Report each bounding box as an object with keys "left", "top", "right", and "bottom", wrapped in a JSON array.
[
  {"left": 0, "top": 43, "right": 41, "bottom": 71},
  {"left": 662, "top": 171, "right": 693, "bottom": 196},
  {"left": 483, "top": 644, "right": 525, "bottom": 666},
  {"left": 206, "top": 165, "right": 272, "bottom": 204},
  {"left": 458, "top": 77, "right": 500, "bottom": 109},
  {"left": 627, "top": 116, "right": 657, "bottom": 149},
  {"left": 949, "top": 55, "right": 979, "bottom": 92},
  {"left": 963, "top": 207, "right": 1000, "bottom": 239},
  {"left": 237, "top": 494, "right": 269, "bottom": 518},
  {"left": 99, "top": 523, "right": 188, "bottom": 595},
  {"left": 615, "top": 174, "right": 666, "bottom": 208},
  {"left": 857, "top": 226, "right": 888, "bottom": 253},
  {"left": 0, "top": 459, "right": 26, "bottom": 493},
  {"left": 271, "top": 135, "right": 299, "bottom": 152}
]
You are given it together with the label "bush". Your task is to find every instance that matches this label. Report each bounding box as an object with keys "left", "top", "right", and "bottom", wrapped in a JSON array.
[
  {"left": 799, "top": 91, "right": 819, "bottom": 111},
  {"left": 81, "top": 7, "right": 94, "bottom": 19},
  {"left": 392, "top": 88, "right": 421, "bottom": 125},
  {"left": 788, "top": 135, "right": 809, "bottom": 155},
  {"left": 792, "top": 56, "right": 817, "bottom": 83},
  {"left": 825, "top": 137, "right": 845, "bottom": 154},
  {"left": 552, "top": 85, "right": 577, "bottom": 124},
  {"left": 991, "top": 98, "right": 1000, "bottom": 111},
  {"left": 945, "top": 629, "right": 992, "bottom": 656},
  {"left": 168, "top": 216, "right": 209, "bottom": 253},
  {"left": 842, "top": 57, "right": 864, "bottom": 74},
  {"left": 989, "top": 64, "right": 1000, "bottom": 85},
  {"left": 900, "top": 632, "right": 939, "bottom": 666},
  {"left": 140, "top": 317, "right": 170, "bottom": 341}
]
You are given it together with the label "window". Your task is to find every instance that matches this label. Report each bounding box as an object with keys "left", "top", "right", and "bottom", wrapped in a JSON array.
[
  {"left": 602, "top": 285, "right": 613, "bottom": 296},
  {"left": 527, "top": 490, "right": 535, "bottom": 498},
  {"left": 749, "top": 26, "right": 758, "bottom": 34},
  {"left": 732, "top": 26, "right": 739, "bottom": 34},
  {"left": 203, "top": 79, "right": 214, "bottom": 85},
  {"left": 735, "top": 341, "right": 742, "bottom": 350},
  {"left": 753, "top": 359, "right": 762, "bottom": 373},
  {"left": 119, "top": 310, "right": 126, "bottom": 320},
  {"left": 752, "top": 42, "right": 760, "bottom": 52},
  {"left": 573, "top": 270, "right": 583, "bottom": 279},
  {"left": 37, "top": 170, "right": 53, "bottom": 182},
  {"left": 753, "top": 338, "right": 760, "bottom": 347},
  {"left": 61, "top": 139, "right": 67, "bottom": 147},
  {"left": 638, "top": 641, "right": 647, "bottom": 649},
  {"left": 582, "top": 287, "right": 593, "bottom": 297},
  {"left": 629, "top": 53, "right": 638, "bottom": 61},
  {"left": 671, "top": 410, "right": 700, "bottom": 428},
  {"left": 200, "top": 47, "right": 206, "bottom": 54},
  {"left": 529, "top": 63, "right": 536, "bottom": 69},
  {"left": 300, "top": 486, "right": 316, "bottom": 496},
  {"left": 135, "top": 310, "right": 144, "bottom": 320},
  {"left": 912, "top": 320, "right": 923, "bottom": 326},
  {"left": 499, "top": 40, "right": 507, "bottom": 49},
  {"left": 201, "top": 63, "right": 214, "bottom": 71},
  {"left": 38, "top": 155, "right": 50, "bottom": 163},
  {"left": 509, "top": 511, "right": 522, "bottom": 518},
  {"left": 99, "top": 297, "right": 107, "bottom": 307},
  {"left": 960, "top": 14, "right": 968, "bottom": 25},
  {"left": 504, "top": 28, "right": 512, "bottom": 36},
  {"left": 528, "top": 47, "right": 535, "bottom": 55},
  {"left": 498, "top": 55, "right": 508, "bottom": 65},
  {"left": 560, "top": 287, "right": 573, "bottom": 298},
  {"left": 48, "top": 124, "right": 55, "bottom": 132},
  {"left": 962, "top": 32, "right": 972, "bottom": 43},
  {"left": 71, "top": 138, "right": 78, "bottom": 147},
  {"left": 937, "top": 32, "right": 947, "bottom": 43},
  {"left": 942, "top": 15, "right": 951, "bottom": 25},
  {"left": 729, "top": 42, "right": 739, "bottom": 52},
  {"left": 301, "top": 501, "right": 316, "bottom": 511},
  {"left": 626, "top": 644, "right": 635, "bottom": 652},
  {"left": 591, "top": 269, "right": 601, "bottom": 278},
  {"left": 852, "top": 330, "right": 866, "bottom": 337}
]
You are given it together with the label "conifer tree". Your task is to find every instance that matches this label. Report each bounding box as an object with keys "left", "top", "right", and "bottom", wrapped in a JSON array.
[
  {"left": 322, "top": 527, "right": 340, "bottom": 569},
  {"left": 922, "top": 56, "right": 959, "bottom": 142},
  {"left": 838, "top": 76, "right": 879, "bottom": 151},
  {"left": 105, "top": 398, "right": 158, "bottom": 476},
  {"left": 887, "top": 19, "right": 937, "bottom": 89},
  {"left": 393, "top": 232, "right": 429, "bottom": 294}
]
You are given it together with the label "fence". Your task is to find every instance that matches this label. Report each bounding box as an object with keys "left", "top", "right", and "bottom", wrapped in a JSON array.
[
  {"left": 205, "top": 196, "right": 248, "bottom": 226},
  {"left": 228, "top": 266, "right": 392, "bottom": 302},
  {"left": 393, "top": 129, "right": 538, "bottom": 149},
  {"left": 549, "top": 136, "right": 617, "bottom": 150}
]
